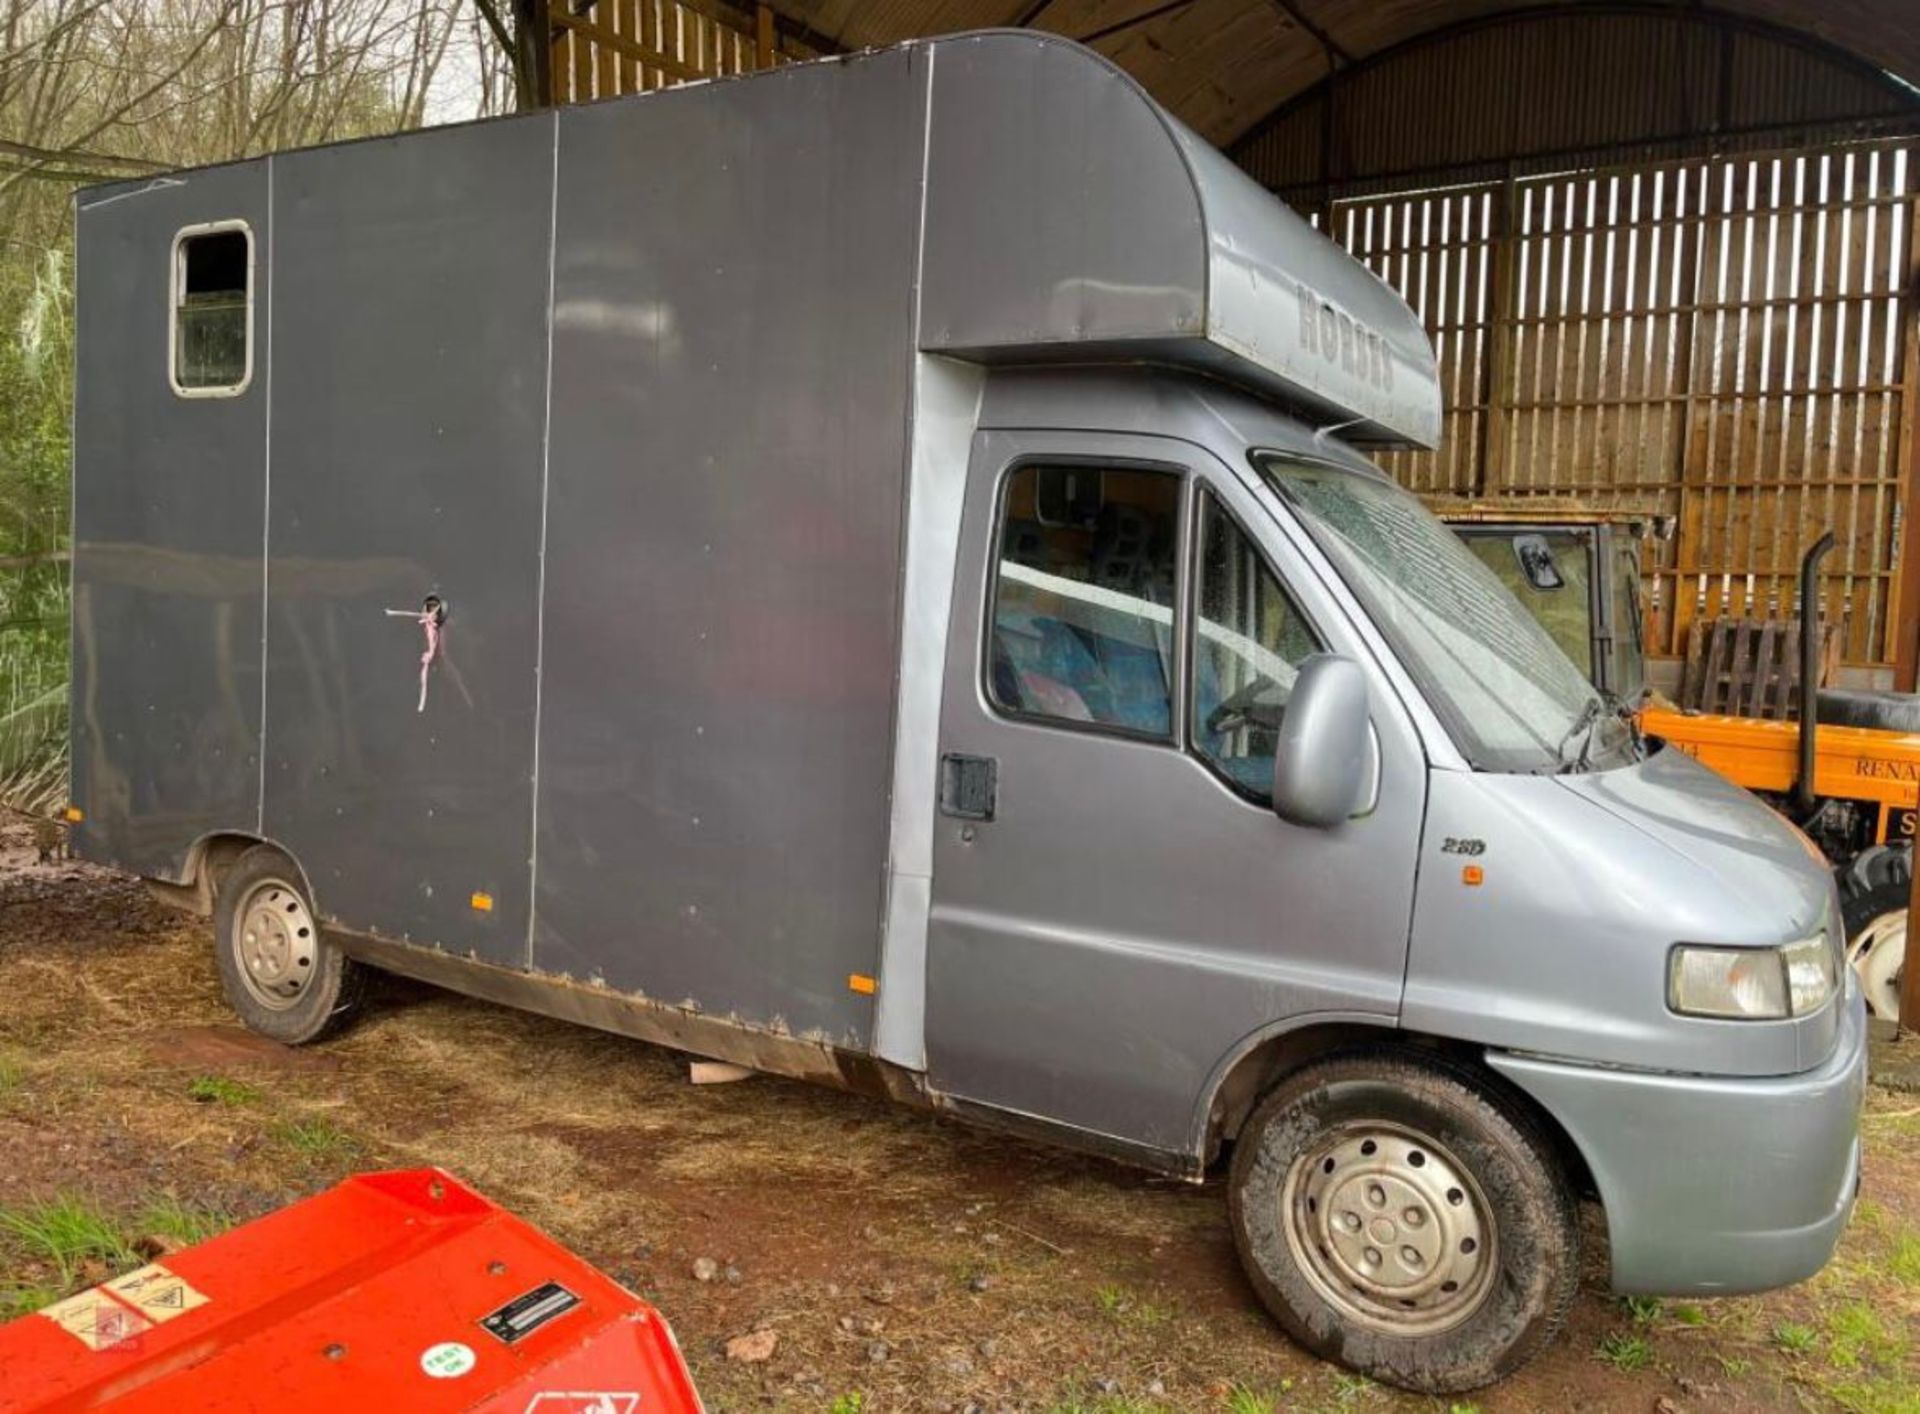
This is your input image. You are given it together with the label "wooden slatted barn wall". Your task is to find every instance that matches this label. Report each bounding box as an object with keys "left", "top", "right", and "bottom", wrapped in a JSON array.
[
  {"left": 549, "top": 0, "right": 816, "bottom": 103},
  {"left": 1333, "top": 144, "right": 1918, "bottom": 667}
]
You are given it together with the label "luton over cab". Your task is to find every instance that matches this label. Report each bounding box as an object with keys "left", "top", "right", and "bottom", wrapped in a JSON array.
[{"left": 70, "top": 31, "right": 1865, "bottom": 1394}]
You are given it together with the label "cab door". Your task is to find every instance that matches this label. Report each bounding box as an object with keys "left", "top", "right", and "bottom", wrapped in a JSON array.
[{"left": 924, "top": 430, "right": 1427, "bottom": 1161}]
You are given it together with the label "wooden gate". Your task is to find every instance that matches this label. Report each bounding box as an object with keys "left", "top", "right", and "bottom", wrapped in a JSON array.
[
  {"left": 548, "top": 0, "right": 817, "bottom": 104},
  {"left": 1329, "top": 139, "right": 1920, "bottom": 672}
]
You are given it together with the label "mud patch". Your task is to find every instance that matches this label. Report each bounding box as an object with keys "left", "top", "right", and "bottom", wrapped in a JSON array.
[{"left": 141, "top": 1025, "right": 343, "bottom": 1074}]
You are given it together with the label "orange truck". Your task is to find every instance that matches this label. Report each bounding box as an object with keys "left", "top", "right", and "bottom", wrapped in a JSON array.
[{"left": 1438, "top": 503, "right": 1916, "bottom": 1026}]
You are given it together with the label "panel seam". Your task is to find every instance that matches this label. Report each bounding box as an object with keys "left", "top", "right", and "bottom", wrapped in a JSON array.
[
  {"left": 258, "top": 155, "right": 274, "bottom": 835},
  {"left": 525, "top": 110, "right": 561, "bottom": 967}
]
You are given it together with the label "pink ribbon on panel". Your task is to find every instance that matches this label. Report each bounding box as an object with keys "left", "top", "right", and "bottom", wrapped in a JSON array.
[{"left": 384, "top": 595, "right": 446, "bottom": 712}]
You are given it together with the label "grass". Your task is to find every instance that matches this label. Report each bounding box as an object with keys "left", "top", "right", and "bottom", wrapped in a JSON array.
[
  {"left": 1823, "top": 1300, "right": 1907, "bottom": 1371},
  {"left": 1224, "top": 1386, "right": 1276, "bottom": 1414},
  {"left": 1595, "top": 1331, "right": 1653, "bottom": 1372},
  {"left": 1619, "top": 1294, "right": 1663, "bottom": 1325},
  {"left": 1091, "top": 1281, "right": 1174, "bottom": 1327},
  {"left": 0, "top": 1188, "right": 232, "bottom": 1323},
  {"left": 134, "top": 1194, "right": 231, "bottom": 1248},
  {"left": 186, "top": 1075, "right": 259, "bottom": 1106},
  {"left": 270, "top": 1116, "right": 356, "bottom": 1159},
  {"left": 1045, "top": 1393, "right": 1168, "bottom": 1414},
  {"left": 0, "top": 1279, "right": 62, "bottom": 1322},
  {"left": 0, "top": 1051, "right": 24, "bottom": 1095},
  {"left": 0, "top": 1194, "right": 135, "bottom": 1285},
  {"left": 827, "top": 1396, "right": 865, "bottom": 1414},
  {"left": 1887, "top": 1231, "right": 1920, "bottom": 1289},
  {"left": 1773, "top": 1320, "right": 1820, "bottom": 1355}
]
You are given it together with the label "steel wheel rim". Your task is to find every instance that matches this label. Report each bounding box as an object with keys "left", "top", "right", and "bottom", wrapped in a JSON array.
[
  {"left": 233, "top": 880, "right": 318, "bottom": 1011},
  {"left": 1282, "top": 1121, "right": 1497, "bottom": 1336},
  {"left": 1850, "top": 907, "right": 1906, "bottom": 1022}
]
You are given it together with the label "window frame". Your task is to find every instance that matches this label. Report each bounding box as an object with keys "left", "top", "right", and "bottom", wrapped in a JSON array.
[
  {"left": 169, "top": 219, "right": 256, "bottom": 399},
  {"left": 978, "top": 454, "right": 1193, "bottom": 749},
  {"left": 1183, "top": 484, "right": 1330, "bottom": 806}
]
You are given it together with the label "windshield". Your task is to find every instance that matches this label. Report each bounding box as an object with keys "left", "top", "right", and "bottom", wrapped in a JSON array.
[{"left": 1256, "top": 454, "right": 1625, "bottom": 773}]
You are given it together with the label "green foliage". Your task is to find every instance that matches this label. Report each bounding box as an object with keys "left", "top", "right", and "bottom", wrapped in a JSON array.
[
  {"left": 827, "top": 1397, "right": 865, "bottom": 1414},
  {"left": 0, "top": 243, "right": 71, "bottom": 814}
]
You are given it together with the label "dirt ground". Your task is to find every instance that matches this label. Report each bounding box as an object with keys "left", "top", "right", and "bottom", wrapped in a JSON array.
[{"left": 0, "top": 820, "right": 1916, "bottom": 1413}]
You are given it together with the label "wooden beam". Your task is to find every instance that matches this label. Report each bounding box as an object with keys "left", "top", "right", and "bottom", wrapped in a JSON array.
[
  {"left": 1075, "top": 0, "right": 1194, "bottom": 47},
  {"left": 511, "top": 0, "right": 555, "bottom": 107},
  {"left": 754, "top": 2, "right": 774, "bottom": 67},
  {"left": 1893, "top": 198, "right": 1920, "bottom": 689},
  {"left": 1264, "top": 0, "right": 1350, "bottom": 68},
  {"left": 548, "top": 8, "right": 703, "bottom": 82}
]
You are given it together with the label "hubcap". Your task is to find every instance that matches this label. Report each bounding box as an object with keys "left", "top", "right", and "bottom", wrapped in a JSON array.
[
  {"left": 1283, "top": 1122, "right": 1495, "bottom": 1336},
  {"left": 233, "top": 880, "right": 318, "bottom": 1011},
  {"left": 1850, "top": 908, "right": 1906, "bottom": 1022}
]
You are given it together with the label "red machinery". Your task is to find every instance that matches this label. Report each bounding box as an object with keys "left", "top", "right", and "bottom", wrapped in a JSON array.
[{"left": 0, "top": 1168, "right": 703, "bottom": 1413}]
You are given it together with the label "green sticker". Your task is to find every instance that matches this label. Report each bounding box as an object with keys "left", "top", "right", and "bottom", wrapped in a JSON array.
[{"left": 420, "top": 1341, "right": 477, "bottom": 1378}]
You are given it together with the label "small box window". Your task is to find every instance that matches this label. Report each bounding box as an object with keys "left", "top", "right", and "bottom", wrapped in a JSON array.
[{"left": 171, "top": 222, "right": 253, "bottom": 396}]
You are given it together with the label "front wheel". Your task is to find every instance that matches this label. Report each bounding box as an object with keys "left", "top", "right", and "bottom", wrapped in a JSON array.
[
  {"left": 1840, "top": 844, "right": 1909, "bottom": 1022},
  {"left": 212, "top": 846, "right": 364, "bottom": 1045},
  {"left": 1228, "top": 1049, "right": 1579, "bottom": 1394}
]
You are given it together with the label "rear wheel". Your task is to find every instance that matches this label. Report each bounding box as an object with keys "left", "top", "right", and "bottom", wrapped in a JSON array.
[
  {"left": 1840, "top": 844, "right": 1909, "bottom": 1022},
  {"left": 212, "top": 846, "right": 364, "bottom": 1045},
  {"left": 1228, "top": 1049, "right": 1579, "bottom": 1394}
]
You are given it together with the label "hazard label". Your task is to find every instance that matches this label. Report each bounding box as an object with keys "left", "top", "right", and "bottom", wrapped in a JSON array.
[
  {"left": 38, "top": 1289, "right": 152, "bottom": 1351},
  {"left": 102, "top": 1265, "right": 211, "bottom": 1327}
]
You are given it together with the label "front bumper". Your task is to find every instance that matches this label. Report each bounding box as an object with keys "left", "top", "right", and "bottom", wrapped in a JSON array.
[{"left": 1487, "top": 983, "right": 1868, "bottom": 1295}]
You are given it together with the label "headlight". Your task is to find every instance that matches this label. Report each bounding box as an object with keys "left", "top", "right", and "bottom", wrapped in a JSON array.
[{"left": 1669, "top": 926, "right": 1837, "bottom": 1020}]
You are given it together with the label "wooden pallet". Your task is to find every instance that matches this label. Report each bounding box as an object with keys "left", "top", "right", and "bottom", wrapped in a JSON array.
[{"left": 1678, "top": 616, "right": 1842, "bottom": 720}]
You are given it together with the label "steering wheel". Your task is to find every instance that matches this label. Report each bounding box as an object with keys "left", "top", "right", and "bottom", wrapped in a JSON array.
[{"left": 1205, "top": 675, "right": 1288, "bottom": 736}]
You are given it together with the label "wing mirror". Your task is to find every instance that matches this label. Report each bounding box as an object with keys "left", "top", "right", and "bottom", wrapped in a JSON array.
[
  {"left": 1512, "top": 533, "right": 1565, "bottom": 591},
  {"left": 1272, "top": 654, "right": 1374, "bottom": 829}
]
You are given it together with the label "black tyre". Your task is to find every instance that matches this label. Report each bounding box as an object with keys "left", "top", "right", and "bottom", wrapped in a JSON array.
[
  {"left": 1839, "top": 844, "right": 1909, "bottom": 1022},
  {"left": 212, "top": 845, "right": 364, "bottom": 1045},
  {"left": 1228, "top": 1048, "right": 1579, "bottom": 1394}
]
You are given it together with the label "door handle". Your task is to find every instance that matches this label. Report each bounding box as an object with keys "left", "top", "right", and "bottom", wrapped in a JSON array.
[{"left": 939, "top": 754, "right": 997, "bottom": 821}]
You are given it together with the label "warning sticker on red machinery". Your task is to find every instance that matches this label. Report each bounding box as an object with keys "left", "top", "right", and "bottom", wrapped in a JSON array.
[
  {"left": 37, "top": 1263, "right": 208, "bottom": 1350},
  {"left": 38, "top": 1288, "right": 153, "bottom": 1351},
  {"left": 104, "top": 1264, "right": 211, "bottom": 1325},
  {"left": 480, "top": 1281, "right": 581, "bottom": 1344}
]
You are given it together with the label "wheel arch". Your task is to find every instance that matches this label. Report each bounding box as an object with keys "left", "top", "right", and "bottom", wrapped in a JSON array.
[
  {"left": 147, "top": 830, "right": 315, "bottom": 917},
  {"left": 1194, "top": 1017, "right": 1598, "bottom": 1202}
]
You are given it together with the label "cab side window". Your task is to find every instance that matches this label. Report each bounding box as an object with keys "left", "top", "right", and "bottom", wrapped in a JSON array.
[
  {"left": 987, "top": 465, "right": 1180, "bottom": 738},
  {"left": 1192, "top": 492, "right": 1321, "bottom": 800}
]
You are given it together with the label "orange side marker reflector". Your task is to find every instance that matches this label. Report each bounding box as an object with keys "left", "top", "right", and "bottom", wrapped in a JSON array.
[
  {"left": 1461, "top": 865, "right": 1484, "bottom": 887},
  {"left": 470, "top": 892, "right": 494, "bottom": 912},
  {"left": 848, "top": 973, "right": 877, "bottom": 995},
  {"left": 63, "top": 806, "right": 83, "bottom": 823}
]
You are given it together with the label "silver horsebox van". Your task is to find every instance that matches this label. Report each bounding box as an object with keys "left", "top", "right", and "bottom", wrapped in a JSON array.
[{"left": 70, "top": 31, "right": 1865, "bottom": 1392}]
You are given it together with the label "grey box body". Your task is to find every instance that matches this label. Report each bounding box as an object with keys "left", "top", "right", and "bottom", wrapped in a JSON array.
[{"left": 74, "top": 33, "right": 1438, "bottom": 1052}]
